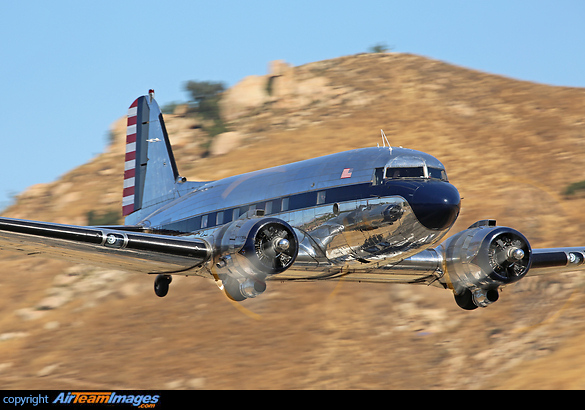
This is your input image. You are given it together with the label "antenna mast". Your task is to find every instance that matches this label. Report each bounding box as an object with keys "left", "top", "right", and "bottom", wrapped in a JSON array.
[{"left": 381, "top": 129, "right": 392, "bottom": 152}]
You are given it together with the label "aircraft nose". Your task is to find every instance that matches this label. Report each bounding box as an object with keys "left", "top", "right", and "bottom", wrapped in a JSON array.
[{"left": 409, "top": 181, "right": 461, "bottom": 230}]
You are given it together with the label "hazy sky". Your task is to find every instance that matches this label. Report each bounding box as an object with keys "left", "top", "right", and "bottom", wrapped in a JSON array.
[{"left": 1, "top": 0, "right": 584, "bottom": 210}]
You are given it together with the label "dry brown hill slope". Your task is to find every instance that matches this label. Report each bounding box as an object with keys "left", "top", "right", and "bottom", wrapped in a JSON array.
[{"left": 2, "top": 52, "right": 585, "bottom": 389}]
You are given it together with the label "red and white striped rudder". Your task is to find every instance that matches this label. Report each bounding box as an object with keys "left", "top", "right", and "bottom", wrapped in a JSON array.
[
  {"left": 123, "top": 99, "right": 139, "bottom": 216},
  {"left": 121, "top": 91, "right": 183, "bottom": 225}
]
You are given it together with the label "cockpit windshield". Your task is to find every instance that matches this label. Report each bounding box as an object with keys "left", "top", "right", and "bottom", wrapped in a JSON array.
[
  {"left": 385, "top": 167, "right": 424, "bottom": 179},
  {"left": 384, "top": 166, "right": 448, "bottom": 182}
]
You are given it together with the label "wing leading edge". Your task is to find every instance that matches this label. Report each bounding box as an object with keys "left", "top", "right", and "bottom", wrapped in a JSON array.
[{"left": 0, "top": 217, "right": 211, "bottom": 275}]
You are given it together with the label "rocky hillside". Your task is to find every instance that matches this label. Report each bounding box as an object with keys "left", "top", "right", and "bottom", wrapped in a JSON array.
[{"left": 2, "top": 52, "right": 585, "bottom": 389}]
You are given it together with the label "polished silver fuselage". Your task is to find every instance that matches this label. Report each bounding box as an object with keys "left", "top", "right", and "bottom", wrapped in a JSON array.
[{"left": 133, "top": 146, "right": 460, "bottom": 284}]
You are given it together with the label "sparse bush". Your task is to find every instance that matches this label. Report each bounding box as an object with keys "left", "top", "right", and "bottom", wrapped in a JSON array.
[
  {"left": 86, "top": 209, "right": 122, "bottom": 226},
  {"left": 563, "top": 180, "right": 585, "bottom": 197},
  {"left": 184, "top": 80, "right": 225, "bottom": 121},
  {"left": 161, "top": 102, "right": 180, "bottom": 114},
  {"left": 368, "top": 43, "right": 392, "bottom": 53},
  {"left": 183, "top": 80, "right": 229, "bottom": 141}
]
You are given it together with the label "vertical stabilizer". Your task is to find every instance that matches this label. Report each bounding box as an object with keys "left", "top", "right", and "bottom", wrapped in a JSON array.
[{"left": 123, "top": 91, "right": 182, "bottom": 225}]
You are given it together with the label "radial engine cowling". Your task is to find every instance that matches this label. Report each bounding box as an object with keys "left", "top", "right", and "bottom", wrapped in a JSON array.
[
  {"left": 212, "top": 213, "right": 298, "bottom": 301},
  {"left": 438, "top": 221, "right": 532, "bottom": 309}
]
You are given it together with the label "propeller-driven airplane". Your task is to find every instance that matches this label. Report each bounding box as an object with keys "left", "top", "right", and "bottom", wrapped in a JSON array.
[{"left": 1, "top": 90, "right": 583, "bottom": 310}]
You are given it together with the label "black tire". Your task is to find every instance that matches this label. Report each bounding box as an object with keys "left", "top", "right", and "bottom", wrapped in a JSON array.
[
  {"left": 454, "top": 289, "right": 478, "bottom": 310},
  {"left": 223, "top": 277, "right": 246, "bottom": 301},
  {"left": 154, "top": 275, "right": 172, "bottom": 297}
]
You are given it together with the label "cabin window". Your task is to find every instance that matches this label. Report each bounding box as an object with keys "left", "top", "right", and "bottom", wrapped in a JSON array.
[
  {"left": 265, "top": 201, "right": 273, "bottom": 215},
  {"left": 223, "top": 211, "right": 232, "bottom": 224},
  {"left": 281, "top": 197, "right": 289, "bottom": 212},
  {"left": 232, "top": 208, "right": 240, "bottom": 220},
  {"left": 271, "top": 198, "right": 281, "bottom": 214},
  {"left": 317, "top": 191, "right": 326, "bottom": 205},
  {"left": 385, "top": 167, "right": 425, "bottom": 179},
  {"left": 207, "top": 212, "right": 216, "bottom": 228},
  {"left": 201, "top": 215, "right": 208, "bottom": 229},
  {"left": 216, "top": 211, "right": 224, "bottom": 225},
  {"left": 189, "top": 216, "right": 201, "bottom": 231}
]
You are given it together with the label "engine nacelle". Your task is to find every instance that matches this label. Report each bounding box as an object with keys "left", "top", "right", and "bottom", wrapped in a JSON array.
[
  {"left": 212, "top": 212, "right": 298, "bottom": 301},
  {"left": 437, "top": 220, "right": 532, "bottom": 309}
]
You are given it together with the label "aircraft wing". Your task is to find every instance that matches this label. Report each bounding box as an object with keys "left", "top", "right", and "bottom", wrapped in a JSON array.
[
  {"left": 528, "top": 247, "right": 585, "bottom": 275},
  {"left": 353, "top": 220, "right": 585, "bottom": 310},
  {"left": 0, "top": 216, "right": 211, "bottom": 275}
]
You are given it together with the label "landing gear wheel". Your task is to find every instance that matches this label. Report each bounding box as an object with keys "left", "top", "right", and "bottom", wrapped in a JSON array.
[
  {"left": 222, "top": 276, "right": 246, "bottom": 302},
  {"left": 454, "top": 289, "right": 478, "bottom": 310},
  {"left": 154, "top": 274, "right": 172, "bottom": 297}
]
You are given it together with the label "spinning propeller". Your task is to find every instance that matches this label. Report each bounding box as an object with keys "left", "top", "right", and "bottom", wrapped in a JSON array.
[
  {"left": 487, "top": 232, "right": 530, "bottom": 279},
  {"left": 253, "top": 222, "right": 297, "bottom": 271}
]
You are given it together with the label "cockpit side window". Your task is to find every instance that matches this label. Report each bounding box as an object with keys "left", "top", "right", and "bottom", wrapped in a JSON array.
[
  {"left": 373, "top": 167, "right": 384, "bottom": 185},
  {"left": 428, "top": 167, "right": 448, "bottom": 181},
  {"left": 385, "top": 166, "right": 425, "bottom": 179}
]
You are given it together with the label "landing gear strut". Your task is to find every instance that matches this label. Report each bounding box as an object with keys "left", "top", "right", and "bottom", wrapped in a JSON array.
[{"left": 154, "top": 274, "right": 172, "bottom": 297}]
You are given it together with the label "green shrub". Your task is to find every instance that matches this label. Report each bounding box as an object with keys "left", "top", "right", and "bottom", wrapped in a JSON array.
[
  {"left": 563, "top": 180, "right": 585, "bottom": 196},
  {"left": 86, "top": 209, "right": 122, "bottom": 226},
  {"left": 368, "top": 43, "right": 391, "bottom": 53},
  {"left": 183, "top": 80, "right": 229, "bottom": 139}
]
